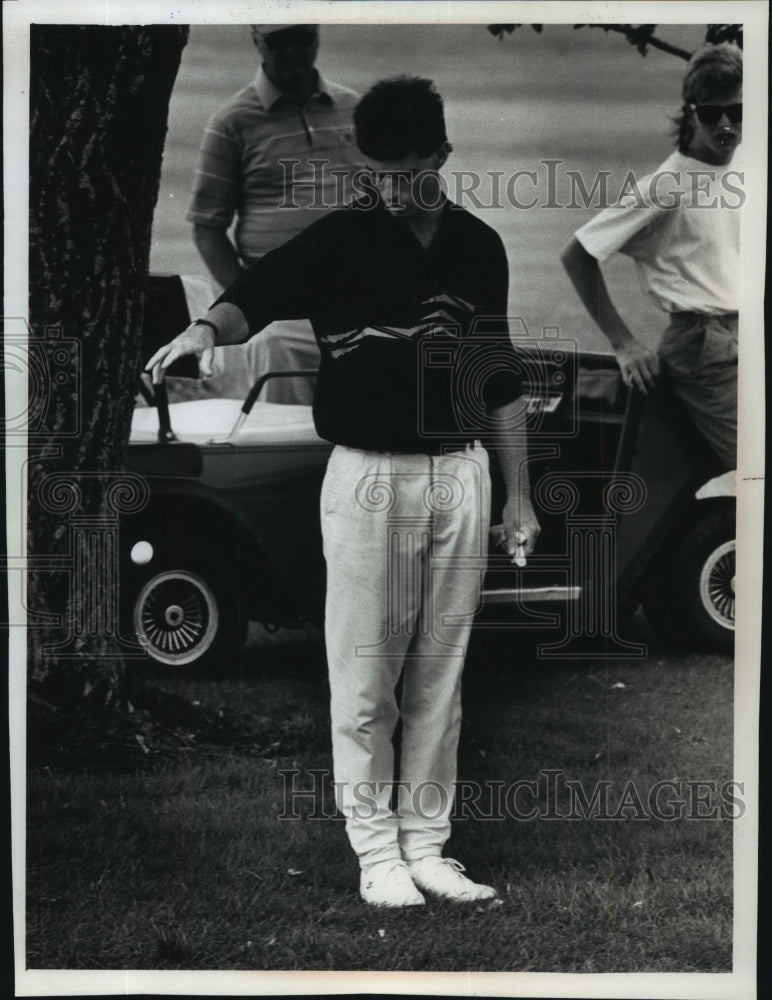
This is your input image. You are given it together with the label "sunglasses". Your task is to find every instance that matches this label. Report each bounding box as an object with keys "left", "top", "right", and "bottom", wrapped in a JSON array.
[
  {"left": 692, "top": 103, "right": 742, "bottom": 126},
  {"left": 262, "top": 26, "right": 318, "bottom": 51}
]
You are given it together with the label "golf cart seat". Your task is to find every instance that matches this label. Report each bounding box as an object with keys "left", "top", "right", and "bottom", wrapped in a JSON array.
[{"left": 130, "top": 397, "right": 322, "bottom": 446}]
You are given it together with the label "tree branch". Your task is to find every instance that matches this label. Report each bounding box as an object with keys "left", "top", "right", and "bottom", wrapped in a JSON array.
[{"left": 488, "top": 23, "right": 742, "bottom": 60}]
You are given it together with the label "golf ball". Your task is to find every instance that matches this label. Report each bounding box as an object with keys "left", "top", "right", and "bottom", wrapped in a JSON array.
[{"left": 130, "top": 540, "right": 154, "bottom": 565}]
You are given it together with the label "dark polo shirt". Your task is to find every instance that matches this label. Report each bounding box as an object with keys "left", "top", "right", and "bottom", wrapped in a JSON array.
[{"left": 216, "top": 196, "right": 522, "bottom": 453}]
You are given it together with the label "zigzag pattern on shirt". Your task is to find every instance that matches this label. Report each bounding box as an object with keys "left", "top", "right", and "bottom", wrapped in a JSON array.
[{"left": 323, "top": 292, "right": 476, "bottom": 359}]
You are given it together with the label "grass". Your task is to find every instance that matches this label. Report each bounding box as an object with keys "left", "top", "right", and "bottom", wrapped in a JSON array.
[
  {"left": 27, "top": 19, "right": 738, "bottom": 977},
  {"left": 27, "top": 620, "right": 735, "bottom": 971}
]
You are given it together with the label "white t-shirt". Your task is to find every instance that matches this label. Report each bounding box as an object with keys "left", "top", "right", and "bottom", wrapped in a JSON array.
[{"left": 575, "top": 149, "right": 743, "bottom": 314}]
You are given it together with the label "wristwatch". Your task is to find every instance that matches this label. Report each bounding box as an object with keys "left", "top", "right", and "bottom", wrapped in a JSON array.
[{"left": 192, "top": 318, "right": 219, "bottom": 342}]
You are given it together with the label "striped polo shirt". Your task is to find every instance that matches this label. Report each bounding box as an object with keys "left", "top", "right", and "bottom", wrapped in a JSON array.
[{"left": 187, "top": 67, "right": 362, "bottom": 262}]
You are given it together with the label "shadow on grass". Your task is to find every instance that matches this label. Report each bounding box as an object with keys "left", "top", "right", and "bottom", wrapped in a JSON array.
[
  {"left": 27, "top": 623, "right": 330, "bottom": 773},
  {"left": 26, "top": 612, "right": 734, "bottom": 972}
]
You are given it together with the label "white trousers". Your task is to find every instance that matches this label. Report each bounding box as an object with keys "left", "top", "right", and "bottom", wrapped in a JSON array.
[{"left": 321, "top": 443, "right": 491, "bottom": 867}]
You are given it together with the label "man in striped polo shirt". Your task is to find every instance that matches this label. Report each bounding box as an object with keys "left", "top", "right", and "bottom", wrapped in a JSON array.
[{"left": 187, "top": 24, "right": 362, "bottom": 402}]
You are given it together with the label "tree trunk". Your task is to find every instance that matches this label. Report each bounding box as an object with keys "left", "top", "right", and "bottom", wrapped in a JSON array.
[{"left": 28, "top": 26, "right": 188, "bottom": 713}]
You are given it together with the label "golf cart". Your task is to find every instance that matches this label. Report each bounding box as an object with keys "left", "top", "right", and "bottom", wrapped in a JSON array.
[{"left": 122, "top": 276, "right": 735, "bottom": 669}]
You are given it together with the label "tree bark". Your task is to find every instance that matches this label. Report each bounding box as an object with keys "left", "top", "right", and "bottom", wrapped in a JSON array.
[{"left": 28, "top": 26, "right": 188, "bottom": 711}]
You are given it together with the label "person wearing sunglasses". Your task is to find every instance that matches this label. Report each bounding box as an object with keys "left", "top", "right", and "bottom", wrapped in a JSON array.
[
  {"left": 187, "top": 24, "right": 362, "bottom": 402},
  {"left": 561, "top": 43, "right": 742, "bottom": 471}
]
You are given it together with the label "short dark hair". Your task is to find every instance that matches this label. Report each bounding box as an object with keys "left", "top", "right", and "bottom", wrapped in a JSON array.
[
  {"left": 354, "top": 76, "right": 449, "bottom": 160},
  {"left": 673, "top": 43, "right": 743, "bottom": 151}
]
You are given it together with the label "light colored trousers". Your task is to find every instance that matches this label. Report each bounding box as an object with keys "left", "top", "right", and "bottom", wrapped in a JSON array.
[
  {"left": 321, "top": 442, "right": 491, "bottom": 867},
  {"left": 658, "top": 311, "right": 738, "bottom": 471}
]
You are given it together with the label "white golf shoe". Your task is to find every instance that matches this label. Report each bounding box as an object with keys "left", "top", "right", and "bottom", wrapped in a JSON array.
[
  {"left": 360, "top": 859, "right": 426, "bottom": 907},
  {"left": 407, "top": 856, "right": 498, "bottom": 902}
]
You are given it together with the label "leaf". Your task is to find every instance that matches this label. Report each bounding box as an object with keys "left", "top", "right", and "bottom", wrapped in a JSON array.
[
  {"left": 475, "top": 899, "right": 504, "bottom": 911},
  {"left": 706, "top": 24, "right": 743, "bottom": 48},
  {"left": 487, "top": 24, "right": 516, "bottom": 39}
]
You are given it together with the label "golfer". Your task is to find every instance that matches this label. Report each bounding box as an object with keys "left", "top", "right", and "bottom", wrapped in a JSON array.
[
  {"left": 561, "top": 43, "right": 742, "bottom": 471},
  {"left": 148, "top": 76, "right": 539, "bottom": 907}
]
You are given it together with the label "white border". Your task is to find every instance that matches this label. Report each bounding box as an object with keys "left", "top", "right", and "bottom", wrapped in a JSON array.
[{"left": 5, "top": 2, "right": 766, "bottom": 997}]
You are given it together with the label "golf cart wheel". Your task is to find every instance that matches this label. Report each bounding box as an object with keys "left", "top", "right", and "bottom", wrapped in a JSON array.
[
  {"left": 133, "top": 557, "right": 247, "bottom": 669},
  {"left": 641, "top": 501, "right": 735, "bottom": 652}
]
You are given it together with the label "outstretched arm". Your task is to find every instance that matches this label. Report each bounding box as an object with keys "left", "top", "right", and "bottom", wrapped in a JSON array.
[
  {"left": 560, "top": 236, "right": 659, "bottom": 394},
  {"left": 145, "top": 301, "right": 249, "bottom": 384},
  {"left": 146, "top": 228, "right": 303, "bottom": 383}
]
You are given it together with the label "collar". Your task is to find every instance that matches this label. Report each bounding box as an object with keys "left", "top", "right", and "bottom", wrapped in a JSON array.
[
  {"left": 364, "top": 193, "right": 454, "bottom": 248},
  {"left": 252, "top": 65, "right": 333, "bottom": 111},
  {"left": 671, "top": 147, "right": 742, "bottom": 177}
]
